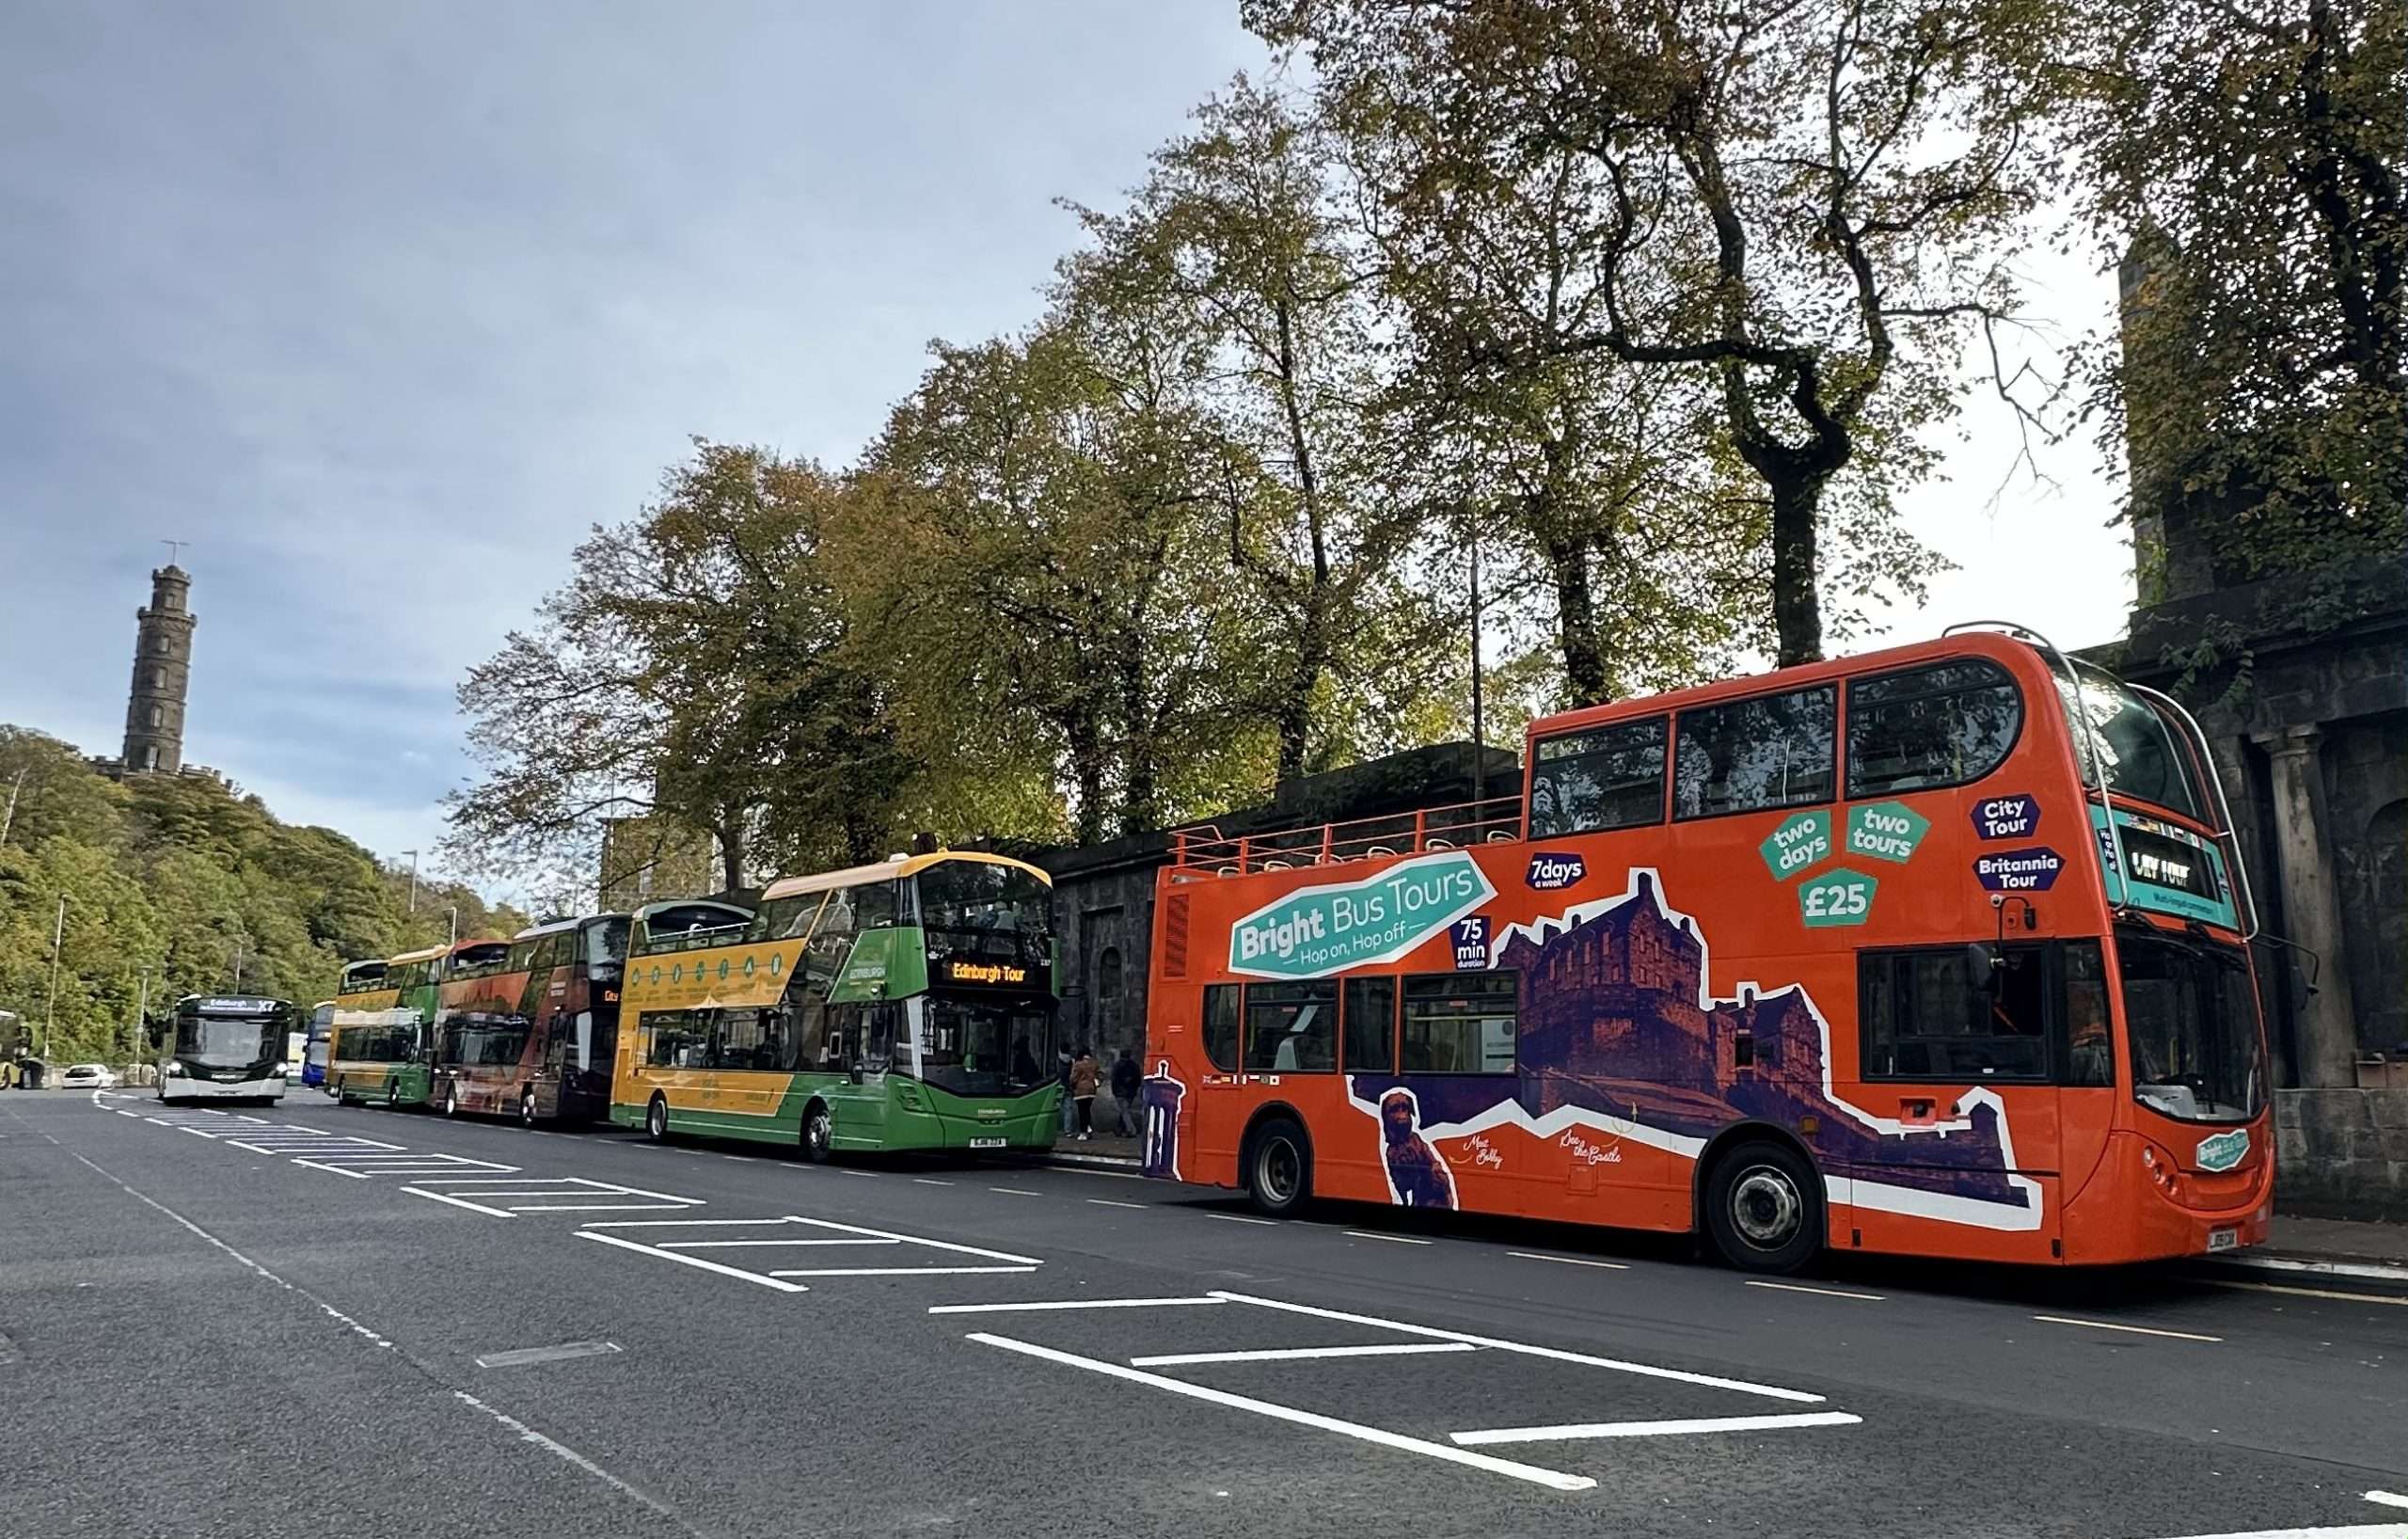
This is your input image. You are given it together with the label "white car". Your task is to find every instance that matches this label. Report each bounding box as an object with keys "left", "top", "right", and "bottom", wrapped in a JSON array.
[{"left": 61, "top": 1063, "right": 119, "bottom": 1089}]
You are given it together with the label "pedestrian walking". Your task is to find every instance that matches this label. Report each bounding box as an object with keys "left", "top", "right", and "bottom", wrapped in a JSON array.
[
  {"left": 1110, "top": 1048, "right": 1141, "bottom": 1137},
  {"left": 1069, "top": 1046, "right": 1101, "bottom": 1141}
]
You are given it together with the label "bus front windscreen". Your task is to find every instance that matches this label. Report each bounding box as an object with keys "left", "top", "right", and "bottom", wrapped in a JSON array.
[
  {"left": 916, "top": 994, "right": 1051, "bottom": 1097},
  {"left": 2117, "top": 928, "right": 2265, "bottom": 1124},
  {"left": 916, "top": 862, "right": 1049, "bottom": 934},
  {"left": 2052, "top": 662, "right": 2204, "bottom": 820},
  {"left": 176, "top": 1013, "right": 281, "bottom": 1068}
]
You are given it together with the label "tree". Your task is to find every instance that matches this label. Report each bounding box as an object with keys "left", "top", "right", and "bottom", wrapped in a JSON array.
[
  {"left": 1256, "top": 0, "right": 2047, "bottom": 665},
  {"left": 845, "top": 325, "right": 1259, "bottom": 843},
  {"left": 446, "top": 443, "right": 919, "bottom": 893},
  {"left": 2062, "top": 0, "right": 2404, "bottom": 587},
  {"left": 1068, "top": 79, "right": 1441, "bottom": 774}
]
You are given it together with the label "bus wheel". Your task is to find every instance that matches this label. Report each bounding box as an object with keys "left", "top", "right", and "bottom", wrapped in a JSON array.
[
  {"left": 385, "top": 1079, "right": 401, "bottom": 1109},
  {"left": 1244, "top": 1117, "right": 1311, "bottom": 1218},
  {"left": 518, "top": 1088, "right": 538, "bottom": 1128},
  {"left": 645, "top": 1094, "right": 671, "bottom": 1143},
  {"left": 1704, "top": 1139, "right": 1822, "bottom": 1275},
  {"left": 800, "top": 1101, "right": 832, "bottom": 1164}
]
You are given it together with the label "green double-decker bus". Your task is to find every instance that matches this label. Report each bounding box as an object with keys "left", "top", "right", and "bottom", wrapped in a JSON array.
[
  {"left": 328, "top": 943, "right": 450, "bottom": 1108},
  {"left": 609, "top": 851, "right": 1062, "bottom": 1157}
]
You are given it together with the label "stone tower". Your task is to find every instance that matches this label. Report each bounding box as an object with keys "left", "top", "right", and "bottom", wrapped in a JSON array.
[{"left": 121, "top": 564, "right": 196, "bottom": 774}]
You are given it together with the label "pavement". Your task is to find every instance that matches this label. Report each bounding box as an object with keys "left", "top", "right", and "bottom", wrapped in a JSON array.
[{"left": 4, "top": 1086, "right": 2404, "bottom": 1539}]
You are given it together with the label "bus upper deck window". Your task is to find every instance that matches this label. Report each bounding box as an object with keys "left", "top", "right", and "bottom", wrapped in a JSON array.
[
  {"left": 1846, "top": 658, "right": 2022, "bottom": 799},
  {"left": 1530, "top": 717, "right": 1667, "bottom": 838},
  {"left": 1673, "top": 686, "right": 1834, "bottom": 820}
]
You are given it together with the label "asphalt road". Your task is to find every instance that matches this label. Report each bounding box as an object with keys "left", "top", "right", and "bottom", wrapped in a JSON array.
[{"left": 3, "top": 1087, "right": 2402, "bottom": 1539}]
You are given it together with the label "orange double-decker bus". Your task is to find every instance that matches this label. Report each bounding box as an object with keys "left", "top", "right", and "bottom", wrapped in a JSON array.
[{"left": 1139, "top": 626, "right": 2273, "bottom": 1273}]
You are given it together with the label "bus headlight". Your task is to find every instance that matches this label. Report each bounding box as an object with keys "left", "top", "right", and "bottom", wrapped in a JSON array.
[{"left": 164, "top": 1062, "right": 186, "bottom": 1077}]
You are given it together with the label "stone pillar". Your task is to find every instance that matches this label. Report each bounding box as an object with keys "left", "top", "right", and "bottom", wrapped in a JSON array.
[{"left": 2254, "top": 727, "right": 2362, "bottom": 1087}]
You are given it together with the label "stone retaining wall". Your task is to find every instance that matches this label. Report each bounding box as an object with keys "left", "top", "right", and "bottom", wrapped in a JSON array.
[{"left": 2275, "top": 1087, "right": 2408, "bottom": 1221}]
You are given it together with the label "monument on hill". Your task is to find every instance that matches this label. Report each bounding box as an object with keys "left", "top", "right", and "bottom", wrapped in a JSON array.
[{"left": 120, "top": 563, "right": 196, "bottom": 775}]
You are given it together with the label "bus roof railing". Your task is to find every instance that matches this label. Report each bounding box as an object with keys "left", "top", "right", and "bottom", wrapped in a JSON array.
[{"left": 1170, "top": 796, "right": 1525, "bottom": 878}]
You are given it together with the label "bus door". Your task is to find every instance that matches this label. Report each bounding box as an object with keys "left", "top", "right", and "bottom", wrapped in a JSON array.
[
  {"left": 825, "top": 1001, "right": 893, "bottom": 1148},
  {"left": 1851, "top": 942, "right": 2076, "bottom": 1248}
]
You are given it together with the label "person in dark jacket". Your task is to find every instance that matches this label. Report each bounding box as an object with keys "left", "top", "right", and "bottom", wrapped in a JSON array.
[{"left": 1110, "top": 1049, "right": 1142, "bottom": 1137}]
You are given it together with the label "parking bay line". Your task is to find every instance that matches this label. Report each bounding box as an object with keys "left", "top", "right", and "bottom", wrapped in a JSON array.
[
  {"left": 930, "top": 1297, "right": 1226, "bottom": 1315},
  {"left": 790, "top": 1216, "right": 1042, "bottom": 1267},
  {"left": 1133, "top": 1342, "right": 1476, "bottom": 1367},
  {"left": 1451, "top": 1411, "right": 1862, "bottom": 1446},
  {"left": 661, "top": 1238, "right": 899, "bottom": 1249},
  {"left": 771, "top": 1266, "right": 1040, "bottom": 1277},
  {"left": 404, "top": 1188, "right": 518, "bottom": 1218},
  {"left": 1746, "top": 1280, "right": 1885, "bottom": 1302},
  {"left": 1509, "top": 1251, "right": 1631, "bottom": 1271},
  {"left": 1211, "top": 1292, "right": 1827, "bottom": 1404},
  {"left": 966, "top": 1332, "right": 1592, "bottom": 1492},
  {"left": 2032, "top": 1315, "right": 2223, "bottom": 1342},
  {"left": 573, "top": 1231, "right": 811, "bottom": 1292}
]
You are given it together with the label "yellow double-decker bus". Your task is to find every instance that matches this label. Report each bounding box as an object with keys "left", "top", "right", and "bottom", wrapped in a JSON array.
[{"left": 610, "top": 850, "right": 1062, "bottom": 1157}]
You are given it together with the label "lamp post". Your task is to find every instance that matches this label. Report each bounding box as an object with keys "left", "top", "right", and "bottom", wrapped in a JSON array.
[
  {"left": 1467, "top": 514, "right": 1487, "bottom": 806},
  {"left": 402, "top": 849, "right": 420, "bottom": 914},
  {"left": 41, "top": 895, "right": 65, "bottom": 1059}
]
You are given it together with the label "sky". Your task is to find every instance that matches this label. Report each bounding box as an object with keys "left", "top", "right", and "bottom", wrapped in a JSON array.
[{"left": 0, "top": 1, "right": 2138, "bottom": 891}]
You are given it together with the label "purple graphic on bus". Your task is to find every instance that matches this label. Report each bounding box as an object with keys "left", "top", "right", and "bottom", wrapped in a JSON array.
[
  {"left": 1347, "top": 871, "right": 2033, "bottom": 1225},
  {"left": 1140, "top": 1063, "right": 1187, "bottom": 1180}
]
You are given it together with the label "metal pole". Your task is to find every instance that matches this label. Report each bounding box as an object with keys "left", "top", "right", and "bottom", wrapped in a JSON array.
[
  {"left": 403, "top": 850, "right": 420, "bottom": 914},
  {"left": 447, "top": 905, "right": 458, "bottom": 953},
  {"left": 133, "top": 969, "right": 150, "bottom": 1075},
  {"left": 1468, "top": 513, "right": 1487, "bottom": 805},
  {"left": 1, "top": 767, "right": 24, "bottom": 848},
  {"left": 43, "top": 896, "right": 65, "bottom": 1059}
]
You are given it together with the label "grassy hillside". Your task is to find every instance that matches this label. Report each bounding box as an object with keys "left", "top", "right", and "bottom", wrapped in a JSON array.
[{"left": 0, "top": 726, "right": 526, "bottom": 1065}]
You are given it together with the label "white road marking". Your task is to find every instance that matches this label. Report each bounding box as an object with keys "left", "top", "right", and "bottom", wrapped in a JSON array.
[
  {"left": 838, "top": 1169, "right": 880, "bottom": 1179},
  {"left": 929, "top": 1297, "right": 1227, "bottom": 1315},
  {"left": 966, "top": 1332, "right": 1592, "bottom": 1492},
  {"left": 660, "top": 1238, "right": 900, "bottom": 1249},
  {"left": 1745, "top": 1280, "right": 1885, "bottom": 1302},
  {"left": 769, "top": 1266, "right": 1039, "bottom": 1277},
  {"left": 1085, "top": 1198, "right": 1147, "bottom": 1210},
  {"left": 989, "top": 1187, "right": 1043, "bottom": 1197},
  {"left": 2032, "top": 1315, "right": 2223, "bottom": 1342},
  {"left": 2368, "top": 1493, "right": 2408, "bottom": 1510},
  {"left": 1213, "top": 1293, "right": 1826, "bottom": 1404},
  {"left": 913, "top": 1178, "right": 955, "bottom": 1186},
  {"left": 1206, "top": 1213, "right": 1277, "bottom": 1226},
  {"left": 475, "top": 1341, "right": 622, "bottom": 1369},
  {"left": 403, "top": 1188, "right": 518, "bottom": 1218},
  {"left": 504, "top": 1203, "right": 689, "bottom": 1212},
  {"left": 1451, "top": 1411, "right": 1862, "bottom": 1445},
  {"left": 1508, "top": 1251, "right": 1631, "bottom": 1271},
  {"left": 2153, "top": 1526, "right": 2408, "bottom": 1538},
  {"left": 1133, "top": 1342, "right": 1477, "bottom": 1367},
  {"left": 791, "top": 1215, "right": 1042, "bottom": 1266},
  {"left": 2209, "top": 1279, "right": 2408, "bottom": 1308},
  {"left": 1344, "top": 1230, "right": 1432, "bottom": 1245},
  {"left": 574, "top": 1231, "right": 810, "bottom": 1292},
  {"left": 580, "top": 1217, "right": 797, "bottom": 1229},
  {"left": 291, "top": 1159, "right": 372, "bottom": 1178}
]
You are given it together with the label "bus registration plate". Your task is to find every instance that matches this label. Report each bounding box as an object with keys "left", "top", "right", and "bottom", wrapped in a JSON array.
[
  {"left": 2206, "top": 1227, "right": 2238, "bottom": 1253},
  {"left": 969, "top": 1136, "right": 1006, "bottom": 1150}
]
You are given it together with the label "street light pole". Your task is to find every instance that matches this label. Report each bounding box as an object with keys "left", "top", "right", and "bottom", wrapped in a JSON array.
[
  {"left": 132, "top": 968, "right": 150, "bottom": 1072},
  {"left": 1, "top": 767, "right": 25, "bottom": 849},
  {"left": 1467, "top": 514, "right": 1487, "bottom": 806},
  {"left": 403, "top": 849, "right": 420, "bottom": 914},
  {"left": 42, "top": 895, "right": 65, "bottom": 1060},
  {"left": 447, "top": 904, "right": 459, "bottom": 954}
]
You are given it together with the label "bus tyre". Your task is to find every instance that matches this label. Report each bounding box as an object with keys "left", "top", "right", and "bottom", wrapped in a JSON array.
[
  {"left": 645, "top": 1094, "right": 671, "bottom": 1143},
  {"left": 518, "top": 1088, "right": 537, "bottom": 1128},
  {"left": 800, "top": 1101, "right": 832, "bottom": 1164},
  {"left": 385, "top": 1079, "right": 401, "bottom": 1109},
  {"left": 1705, "top": 1139, "right": 1823, "bottom": 1276},
  {"left": 1244, "top": 1117, "right": 1311, "bottom": 1218}
]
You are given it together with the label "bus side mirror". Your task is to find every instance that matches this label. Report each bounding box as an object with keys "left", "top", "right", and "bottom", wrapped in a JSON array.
[{"left": 1966, "top": 943, "right": 2004, "bottom": 995}]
